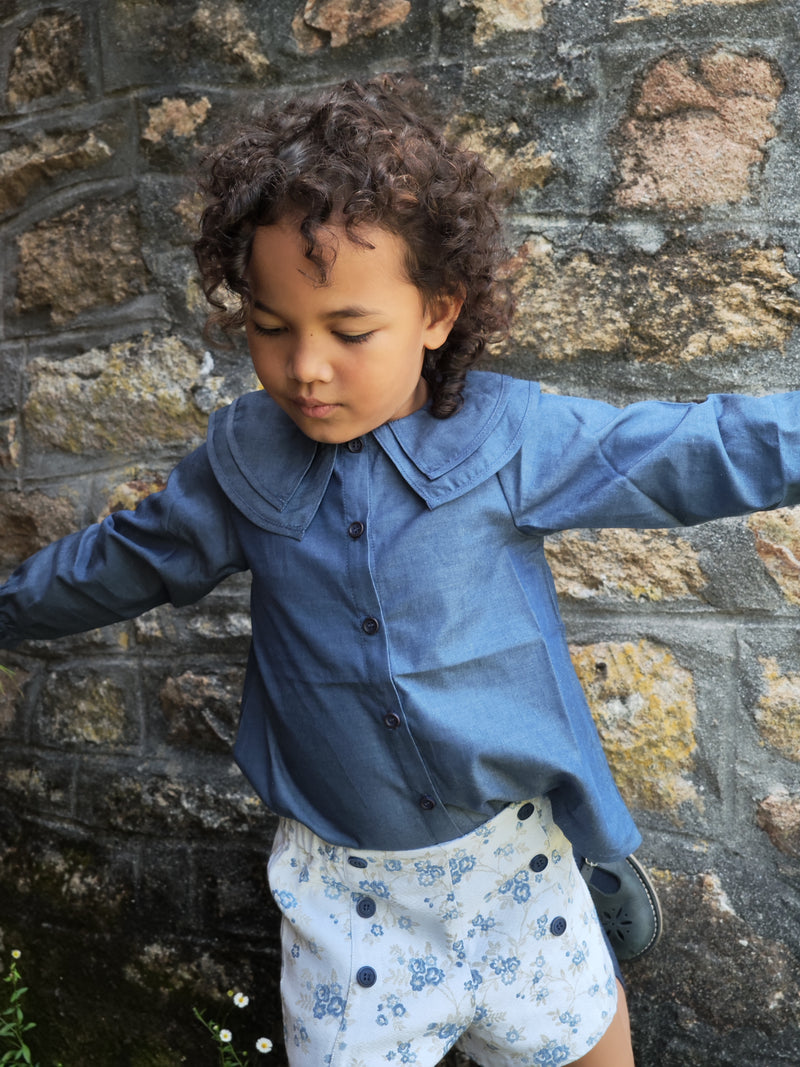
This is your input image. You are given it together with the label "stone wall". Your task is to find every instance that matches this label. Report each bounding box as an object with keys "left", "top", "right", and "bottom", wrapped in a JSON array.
[{"left": 1, "top": 1, "right": 800, "bottom": 1064}]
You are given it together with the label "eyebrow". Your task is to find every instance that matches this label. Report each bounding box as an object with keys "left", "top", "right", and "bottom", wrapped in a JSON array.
[{"left": 252, "top": 299, "right": 378, "bottom": 320}]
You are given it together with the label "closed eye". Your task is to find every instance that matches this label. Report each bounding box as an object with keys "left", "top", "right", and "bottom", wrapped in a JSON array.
[
  {"left": 336, "top": 331, "right": 374, "bottom": 345},
  {"left": 252, "top": 323, "right": 284, "bottom": 337},
  {"left": 251, "top": 322, "right": 374, "bottom": 344}
]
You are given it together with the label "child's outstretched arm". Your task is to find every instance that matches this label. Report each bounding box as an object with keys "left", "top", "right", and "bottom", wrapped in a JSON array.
[
  {"left": 500, "top": 387, "right": 800, "bottom": 533},
  {"left": 0, "top": 444, "right": 247, "bottom": 649}
]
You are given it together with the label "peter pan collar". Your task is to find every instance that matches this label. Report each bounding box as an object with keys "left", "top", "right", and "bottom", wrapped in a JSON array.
[{"left": 206, "top": 371, "right": 535, "bottom": 539}]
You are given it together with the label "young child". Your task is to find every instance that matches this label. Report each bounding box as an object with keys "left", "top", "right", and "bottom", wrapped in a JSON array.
[{"left": 2, "top": 75, "right": 800, "bottom": 1067}]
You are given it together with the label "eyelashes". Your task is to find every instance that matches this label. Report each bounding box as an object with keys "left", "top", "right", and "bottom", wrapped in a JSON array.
[
  {"left": 251, "top": 323, "right": 374, "bottom": 345},
  {"left": 337, "top": 331, "right": 374, "bottom": 345}
]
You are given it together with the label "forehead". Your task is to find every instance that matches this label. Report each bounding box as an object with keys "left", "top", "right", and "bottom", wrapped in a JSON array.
[{"left": 247, "top": 216, "right": 414, "bottom": 300}]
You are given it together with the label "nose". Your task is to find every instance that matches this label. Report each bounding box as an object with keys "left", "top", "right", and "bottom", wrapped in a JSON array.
[{"left": 287, "top": 334, "right": 333, "bottom": 385}]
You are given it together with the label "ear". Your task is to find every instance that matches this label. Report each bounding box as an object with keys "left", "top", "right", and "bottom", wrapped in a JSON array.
[{"left": 422, "top": 292, "right": 464, "bottom": 351}]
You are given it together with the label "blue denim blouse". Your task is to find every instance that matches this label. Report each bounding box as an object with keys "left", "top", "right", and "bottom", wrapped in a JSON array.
[{"left": 3, "top": 372, "right": 800, "bottom": 860}]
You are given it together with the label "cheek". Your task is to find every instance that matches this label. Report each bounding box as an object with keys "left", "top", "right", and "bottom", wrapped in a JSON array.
[{"left": 247, "top": 337, "right": 276, "bottom": 376}]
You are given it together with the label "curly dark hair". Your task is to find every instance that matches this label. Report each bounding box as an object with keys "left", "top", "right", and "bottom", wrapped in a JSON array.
[{"left": 194, "top": 74, "right": 513, "bottom": 418}]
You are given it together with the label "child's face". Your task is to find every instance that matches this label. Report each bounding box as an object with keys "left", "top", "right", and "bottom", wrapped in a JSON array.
[{"left": 245, "top": 216, "right": 460, "bottom": 444}]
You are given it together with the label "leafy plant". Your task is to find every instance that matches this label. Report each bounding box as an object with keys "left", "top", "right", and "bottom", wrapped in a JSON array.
[
  {"left": 0, "top": 950, "right": 273, "bottom": 1066},
  {"left": 193, "top": 991, "right": 273, "bottom": 1065},
  {"left": 0, "top": 951, "right": 38, "bottom": 1067}
]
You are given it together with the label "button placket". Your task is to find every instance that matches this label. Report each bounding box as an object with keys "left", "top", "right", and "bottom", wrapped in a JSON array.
[{"left": 335, "top": 438, "right": 445, "bottom": 831}]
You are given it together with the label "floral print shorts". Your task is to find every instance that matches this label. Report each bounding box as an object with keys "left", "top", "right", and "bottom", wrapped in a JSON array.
[{"left": 267, "top": 798, "right": 617, "bottom": 1066}]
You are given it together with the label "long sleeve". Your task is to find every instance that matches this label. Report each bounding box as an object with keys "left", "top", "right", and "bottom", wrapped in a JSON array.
[
  {"left": 498, "top": 390, "right": 800, "bottom": 534},
  {"left": 0, "top": 444, "right": 248, "bottom": 649}
]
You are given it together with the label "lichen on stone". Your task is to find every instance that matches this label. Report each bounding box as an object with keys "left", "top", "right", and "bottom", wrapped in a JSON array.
[
  {"left": 546, "top": 528, "right": 707, "bottom": 602},
  {"left": 301, "top": 0, "right": 411, "bottom": 47},
  {"left": 570, "top": 638, "right": 700, "bottom": 815},
  {"left": 16, "top": 199, "right": 147, "bottom": 324},
  {"left": 754, "top": 656, "right": 800, "bottom": 761},
  {"left": 7, "top": 12, "right": 86, "bottom": 108},
  {"left": 142, "top": 96, "right": 211, "bottom": 143},
  {"left": 748, "top": 508, "right": 800, "bottom": 606},
  {"left": 23, "top": 335, "right": 216, "bottom": 453},
  {"left": 506, "top": 237, "right": 800, "bottom": 365}
]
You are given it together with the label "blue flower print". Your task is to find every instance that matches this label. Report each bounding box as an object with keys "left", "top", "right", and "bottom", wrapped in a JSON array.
[
  {"left": 377, "top": 1013, "right": 388, "bottom": 1027},
  {"left": 469, "top": 913, "right": 496, "bottom": 935},
  {"left": 272, "top": 889, "right": 298, "bottom": 910},
  {"left": 312, "top": 982, "right": 346, "bottom": 1019},
  {"left": 533, "top": 1039, "right": 570, "bottom": 1065},
  {"left": 385, "top": 1042, "right": 418, "bottom": 1063},
  {"left": 571, "top": 948, "right": 586, "bottom": 968},
  {"left": 291, "top": 943, "right": 300, "bottom": 959},
  {"left": 321, "top": 874, "right": 348, "bottom": 900},
  {"left": 489, "top": 955, "right": 521, "bottom": 986},
  {"left": 371, "top": 923, "right": 384, "bottom": 937},
  {"left": 506, "top": 1027, "right": 523, "bottom": 1044},
  {"left": 384, "top": 858, "right": 402, "bottom": 872},
  {"left": 386, "top": 994, "right": 407, "bottom": 1017},
  {"left": 290, "top": 1019, "right": 309, "bottom": 1049},
  {"left": 464, "top": 968, "right": 483, "bottom": 993},
  {"left": 448, "top": 852, "right": 476, "bottom": 884},
  {"left": 358, "top": 879, "right": 391, "bottom": 899},
  {"left": 414, "top": 860, "right": 445, "bottom": 886},
  {"left": 408, "top": 954, "right": 445, "bottom": 991},
  {"left": 398, "top": 915, "right": 414, "bottom": 930},
  {"left": 559, "top": 1010, "right": 581, "bottom": 1032},
  {"left": 433, "top": 1021, "right": 463, "bottom": 1044},
  {"left": 498, "top": 870, "right": 531, "bottom": 903}
]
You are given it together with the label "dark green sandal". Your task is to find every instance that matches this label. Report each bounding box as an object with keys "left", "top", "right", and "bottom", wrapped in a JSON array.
[{"left": 581, "top": 854, "right": 663, "bottom": 961}]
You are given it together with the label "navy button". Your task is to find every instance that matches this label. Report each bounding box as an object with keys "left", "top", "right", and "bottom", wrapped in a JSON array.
[
  {"left": 550, "top": 916, "right": 567, "bottom": 936},
  {"left": 517, "top": 803, "right": 535, "bottom": 820},
  {"left": 348, "top": 856, "right": 368, "bottom": 869},
  {"left": 356, "top": 897, "right": 376, "bottom": 918},
  {"left": 529, "top": 854, "right": 549, "bottom": 873},
  {"left": 356, "top": 965, "right": 377, "bottom": 987},
  {"left": 419, "top": 794, "right": 436, "bottom": 811},
  {"left": 383, "top": 712, "right": 401, "bottom": 729},
  {"left": 347, "top": 439, "right": 364, "bottom": 453},
  {"left": 362, "top": 616, "right": 380, "bottom": 635},
  {"left": 348, "top": 521, "right": 365, "bottom": 539}
]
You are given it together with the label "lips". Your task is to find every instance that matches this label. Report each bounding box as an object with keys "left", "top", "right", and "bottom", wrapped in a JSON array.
[{"left": 292, "top": 398, "right": 339, "bottom": 419}]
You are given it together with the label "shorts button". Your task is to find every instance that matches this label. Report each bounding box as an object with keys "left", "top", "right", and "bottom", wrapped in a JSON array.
[
  {"left": 529, "top": 854, "right": 549, "bottom": 873},
  {"left": 362, "top": 616, "right": 380, "bottom": 635},
  {"left": 348, "top": 521, "right": 365, "bottom": 539},
  {"left": 348, "top": 856, "right": 368, "bottom": 869},
  {"left": 383, "top": 712, "right": 401, "bottom": 729},
  {"left": 419, "top": 794, "right": 436, "bottom": 811},
  {"left": 356, "top": 897, "right": 377, "bottom": 919},
  {"left": 356, "top": 965, "right": 377, "bottom": 987},
  {"left": 550, "top": 916, "right": 567, "bottom": 936},
  {"left": 517, "top": 802, "right": 535, "bottom": 820}
]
